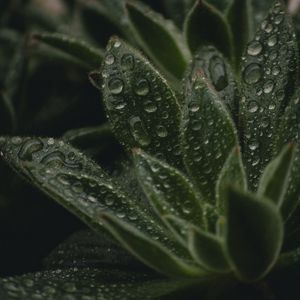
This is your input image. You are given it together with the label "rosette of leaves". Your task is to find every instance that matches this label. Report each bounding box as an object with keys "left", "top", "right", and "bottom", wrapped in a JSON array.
[{"left": 1, "top": 0, "right": 300, "bottom": 299}]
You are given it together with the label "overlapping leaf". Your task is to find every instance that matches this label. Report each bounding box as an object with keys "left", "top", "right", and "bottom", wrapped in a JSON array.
[
  {"left": 126, "top": 0, "right": 190, "bottom": 81},
  {"left": 240, "top": 0, "right": 299, "bottom": 190},
  {"left": 182, "top": 72, "right": 238, "bottom": 203},
  {"left": 101, "top": 37, "right": 182, "bottom": 168}
]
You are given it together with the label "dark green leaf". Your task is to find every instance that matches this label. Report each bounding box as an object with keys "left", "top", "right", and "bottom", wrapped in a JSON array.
[
  {"left": 0, "top": 137, "right": 184, "bottom": 257},
  {"left": 133, "top": 149, "right": 204, "bottom": 228},
  {"left": 184, "top": 0, "right": 234, "bottom": 60},
  {"left": 207, "top": 0, "right": 233, "bottom": 12},
  {"left": 225, "top": 187, "right": 283, "bottom": 281},
  {"left": 275, "top": 88, "right": 300, "bottom": 219},
  {"left": 184, "top": 45, "right": 239, "bottom": 119},
  {"left": 227, "top": 0, "right": 253, "bottom": 66},
  {"left": 33, "top": 32, "right": 104, "bottom": 69},
  {"left": 126, "top": 0, "right": 191, "bottom": 80},
  {"left": 0, "top": 268, "right": 191, "bottom": 299},
  {"left": 0, "top": 92, "right": 16, "bottom": 134},
  {"left": 44, "top": 229, "right": 146, "bottom": 271},
  {"left": 189, "top": 226, "right": 230, "bottom": 273},
  {"left": 258, "top": 144, "right": 295, "bottom": 207},
  {"left": 240, "top": 0, "right": 299, "bottom": 190},
  {"left": 181, "top": 72, "right": 238, "bottom": 203},
  {"left": 216, "top": 147, "right": 247, "bottom": 214},
  {"left": 101, "top": 37, "right": 182, "bottom": 168},
  {"left": 100, "top": 212, "right": 206, "bottom": 277}
]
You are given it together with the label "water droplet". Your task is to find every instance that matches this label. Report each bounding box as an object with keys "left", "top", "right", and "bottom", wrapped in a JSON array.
[
  {"left": 267, "top": 34, "right": 278, "bottom": 47},
  {"left": 247, "top": 100, "right": 259, "bottom": 113},
  {"left": 209, "top": 55, "right": 228, "bottom": 91},
  {"left": 261, "top": 21, "right": 273, "bottom": 33},
  {"left": 113, "top": 40, "right": 121, "bottom": 48},
  {"left": 268, "top": 103, "right": 276, "bottom": 110},
  {"left": 144, "top": 101, "right": 157, "bottom": 113},
  {"left": 156, "top": 125, "right": 168, "bottom": 138},
  {"left": 129, "top": 116, "right": 151, "bottom": 146},
  {"left": 108, "top": 78, "right": 124, "bottom": 95},
  {"left": 121, "top": 54, "right": 135, "bottom": 70},
  {"left": 105, "top": 54, "right": 115, "bottom": 65},
  {"left": 134, "top": 79, "right": 150, "bottom": 96},
  {"left": 18, "top": 139, "right": 44, "bottom": 161},
  {"left": 189, "top": 102, "right": 200, "bottom": 112},
  {"left": 243, "top": 63, "right": 262, "bottom": 84},
  {"left": 263, "top": 80, "right": 274, "bottom": 94},
  {"left": 247, "top": 41, "right": 263, "bottom": 56},
  {"left": 249, "top": 141, "right": 259, "bottom": 150}
]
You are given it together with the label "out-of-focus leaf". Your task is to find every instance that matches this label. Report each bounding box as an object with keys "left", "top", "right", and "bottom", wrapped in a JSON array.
[
  {"left": 240, "top": 0, "right": 298, "bottom": 190},
  {"left": 225, "top": 187, "right": 283, "bottom": 281},
  {"left": 126, "top": 0, "right": 191, "bottom": 81},
  {"left": 133, "top": 150, "right": 204, "bottom": 243},
  {"left": 227, "top": 0, "right": 253, "bottom": 65},
  {"left": 189, "top": 226, "right": 230, "bottom": 273},
  {"left": 275, "top": 89, "right": 300, "bottom": 219},
  {"left": 0, "top": 137, "right": 186, "bottom": 258},
  {"left": 184, "top": 45, "right": 239, "bottom": 119},
  {"left": 0, "top": 92, "right": 16, "bottom": 134},
  {"left": 101, "top": 37, "right": 182, "bottom": 168},
  {"left": 0, "top": 268, "right": 193, "bottom": 299},
  {"left": 100, "top": 212, "right": 206, "bottom": 277},
  {"left": 216, "top": 147, "right": 247, "bottom": 214},
  {"left": 44, "top": 229, "right": 146, "bottom": 271},
  {"left": 184, "top": 0, "right": 234, "bottom": 60},
  {"left": 258, "top": 144, "right": 295, "bottom": 207},
  {"left": 33, "top": 32, "right": 104, "bottom": 69},
  {"left": 182, "top": 72, "right": 238, "bottom": 203}
]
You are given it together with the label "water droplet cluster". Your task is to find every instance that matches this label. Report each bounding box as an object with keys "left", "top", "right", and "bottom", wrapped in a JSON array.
[
  {"left": 102, "top": 38, "right": 182, "bottom": 168},
  {"left": 240, "top": 0, "right": 298, "bottom": 189}
]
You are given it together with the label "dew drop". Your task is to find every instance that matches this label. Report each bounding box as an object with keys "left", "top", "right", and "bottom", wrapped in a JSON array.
[
  {"left": 247, "top": 100, "right": 259, "bottom": 113},
  {"left": 129, "top": 116, "right": 151, "bottom": 146},
  {"left": 144, "top": 101, "right": 157, "bottom": 113},
  {"left": 263, "top": 80, "right": 274, "bottom": 94},
  {"left": 243, "top": 63, "right": 262, "bottom": 84},
  {"left": 134, "top": 79, "right": 150, "bottom": 96},
  {"left": 105, "top": 54, "right": 115, "bottom": 65},
  {"left": 121, "top": 54, "right": 135, "bottom": 70},
  {"left": 209, "top": 55, "right": 228, "bottom": 91},
  {"left": 247, "top": 41, "right": 263, "bottom": 56},
  {"left": 108, "top": 78, "right": 124, "bottom": 95},
  {"left": 156, "top": 125, "right": 168, "bottom": 138},
  {"left": 267, "top": 34, "right": 278, "bottom": 47}
]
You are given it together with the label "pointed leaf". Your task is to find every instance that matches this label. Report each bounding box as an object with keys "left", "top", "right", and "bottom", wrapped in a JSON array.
[
  {"left": 189, "top": 226, "right": 230, "bottom": 273},
  {"left": 275, "top": 88, "right": 300, "bottom": 219},
  {"left": 225, "top": 187, "right": 283, "bottom": 281},
  {"left": 33, "top": 32, "right": 104, "bottom": 69},
  {"left": 0, "top": 268, "right": 191, "bottom": 299},
  {"left": 216, "top": 147, "right": 247, "bottom": 214},
  {"left": 184, "top": 0, "right": 234, "bottom": 60},
  {"left": 126, "top": 0, "right": 191, "bottom": 80},
  {"left": 0, "top": 137, "right": 184, "bottom": 257},
  {"left": 100, "top": 212, "right": 206, "bottom": 277},
  {"left": 133, "top": 149, "right": 204, "bottom": 227},
  {"left": 101, "top": 37, "right": 182, "bottom": 168},
  {"left": 258, "top": 144, "right": 295, "bottom": 207},
  {"left": 181, "top": 72, "right": 238, "bottom": 202},
  {"left": 44, "top": 229, "right": 145, "bottom": 270},
  {"left": 227, "top": 0, "right": 253, "bottom": 65},
  {"left": 240, "top": 0, "right": 299, "bottom": 190},
  {"left": 184, "top": 45, "right": 239, "bottom": 119}
]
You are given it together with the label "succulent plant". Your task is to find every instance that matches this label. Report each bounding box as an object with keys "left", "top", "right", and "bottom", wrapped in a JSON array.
[{"left": 1, "top": 0, "right": 300, "bottom": 299}]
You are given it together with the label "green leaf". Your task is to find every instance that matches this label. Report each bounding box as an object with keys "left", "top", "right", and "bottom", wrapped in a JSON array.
[
  {"left": 101, "top": 37, "right": 182, "bottom": 168},
  {"left": 225, "top": 187, "right": 283, "bottom": 281},
  {"left": 33, "top": 32, "right": 104, "bottom": 69},
  {"left": 0, "top": 92, "right": 16, "bottom": 134},
  {"left": 0, "top": 268, "right": 192, "bottom": 299},
  {"left": 0, "top": 137, "right": 184, "bottom": 257},
  {"left": 44, "top": 229, "right": 146, "bottom": 271},
  {"left": 181, "top": 72, "right": 238, "bottom": 203},
  {"left": 216, "top": 147, "right": 247, "bottom": 214},
  {"left": 126, "top": 0, "right": 191, "bottom": 81},
  {"left": 133, "top": 149, "right": 204, "bottom": 228},
  {"left": 258, "top": 144, "right": 295, "bottom": 207},
  {"left": 184, "top": 0, "right": 234, "bottom": 60},
  {"left": 188, "top": 226, "right": 230, "bottom": 273},
  {"left": 251, "top": 0, "right": 273, "bottom": 29},
  {"left": 240, "top": 0, "right": 299, "bottom": 190},
  {"left": 184, "top": 45, "right": 239, "bottom": 119},
  {"left": 100, "top": 212, "right": 206, "bottom": 277},
  {"left": 275, "top": 88, "right": 300, "bottom": 219},
  {"left": 227, "top": 0, "right": 253, "bottom": 65}
]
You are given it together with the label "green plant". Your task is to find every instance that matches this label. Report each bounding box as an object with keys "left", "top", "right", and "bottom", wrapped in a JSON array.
[{"left": 1, "top": 0, "right": 300, "bottom": 299}]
